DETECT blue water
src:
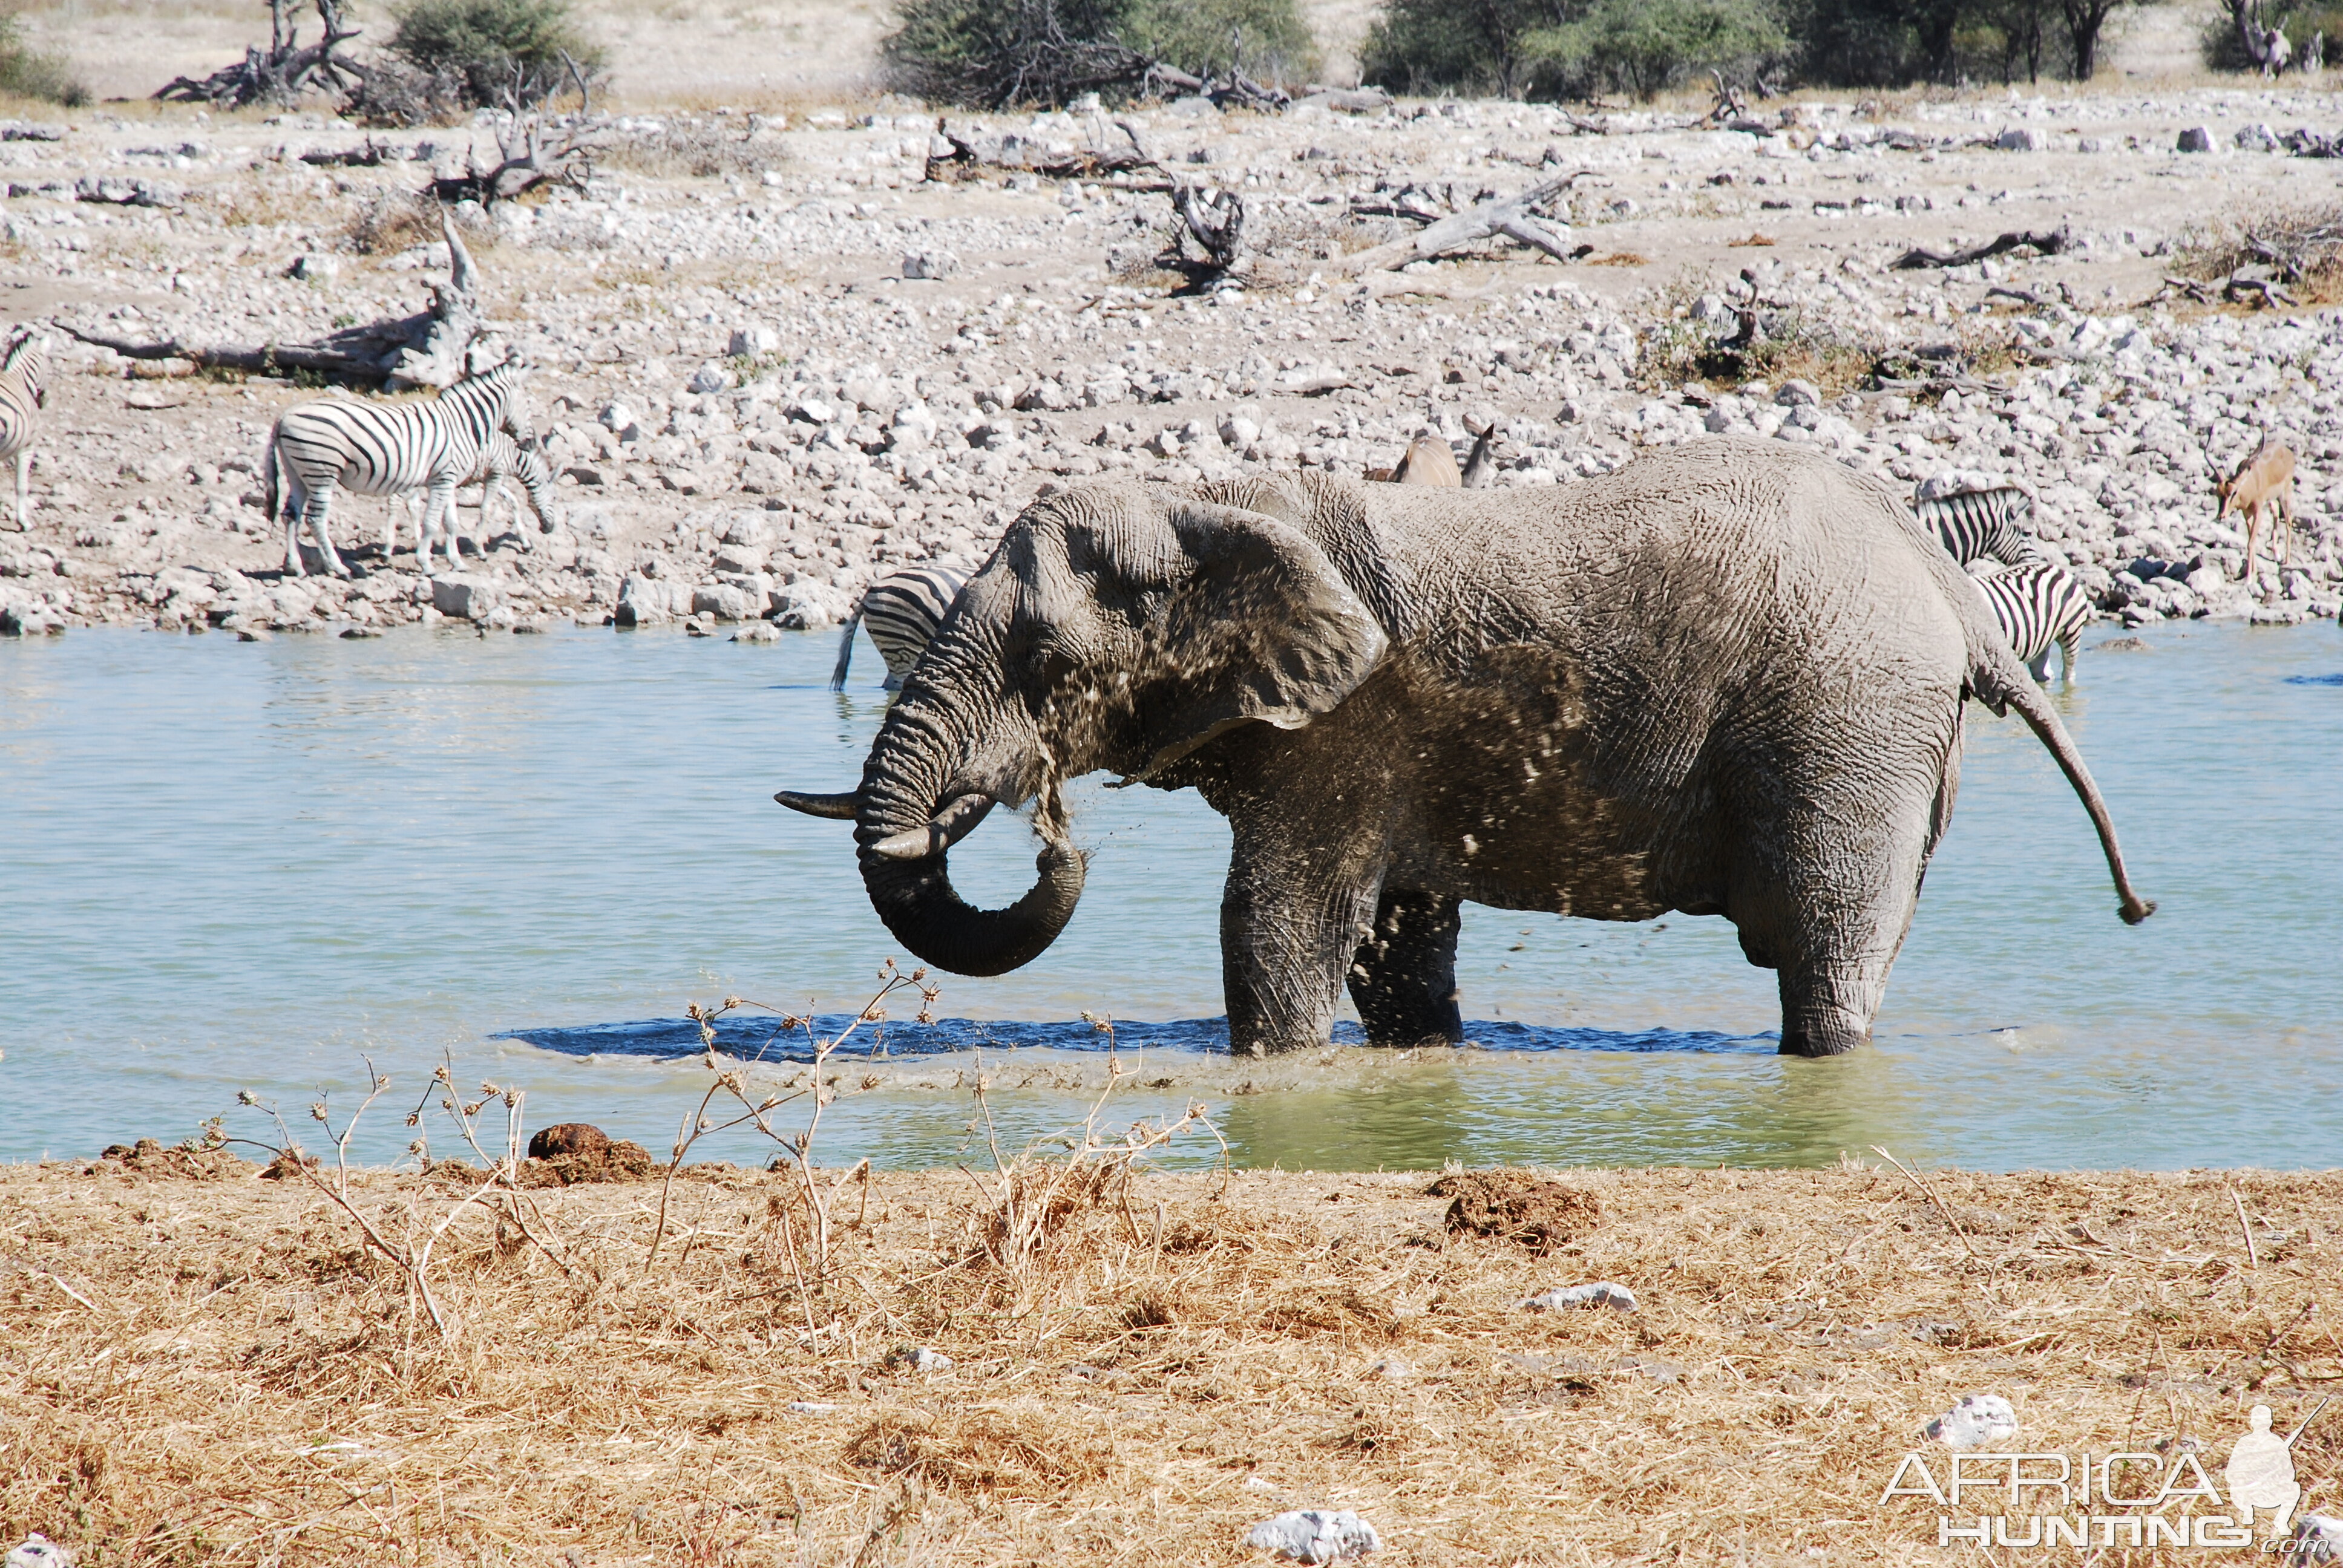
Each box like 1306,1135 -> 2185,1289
2,619 -> 2338,1171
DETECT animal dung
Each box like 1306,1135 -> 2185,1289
1926,1393 -> 2019,1449
1520,1281 -> 1638,1313
1244,1509 -> 1382,1563
4,1536 -> 73,1568
885,1344 -> 954,1374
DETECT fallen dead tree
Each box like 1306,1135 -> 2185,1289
1893,226 -> 2071,270
59,211 -> 494,390
1340,174 -> 1586,273
425,110 -> 595,207
154,0 -> 363,108
923,117 -> 1162,186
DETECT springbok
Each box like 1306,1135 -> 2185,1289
2217,440 -> 2297,583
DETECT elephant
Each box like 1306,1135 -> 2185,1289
778,440 -> 2154,1058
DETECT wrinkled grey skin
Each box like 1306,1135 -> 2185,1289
788,440 -> 2152,1058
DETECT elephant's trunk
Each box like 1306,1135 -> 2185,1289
856,705 -> 1086,978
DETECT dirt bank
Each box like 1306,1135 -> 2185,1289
4,80 -> 2343,641
4,1155 -> 2339,1563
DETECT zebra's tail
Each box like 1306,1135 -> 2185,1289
1966,622 -> 2154,926
829,605 -> 865,691
263,433 -> 281,526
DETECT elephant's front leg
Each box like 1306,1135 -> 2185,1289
1348,887 -> 1463,1047
1220,827 -> 1381,1057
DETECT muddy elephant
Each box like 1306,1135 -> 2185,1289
779,440 -> 2153,1057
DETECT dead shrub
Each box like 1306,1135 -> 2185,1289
1429,1168 -> 1601,1253
2176,199 -> 2343,306
843,1408 -> 1109,1495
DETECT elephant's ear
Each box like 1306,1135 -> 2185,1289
1129,502 -> 1388,781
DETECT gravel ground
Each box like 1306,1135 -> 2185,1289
3,83 -> 2342,639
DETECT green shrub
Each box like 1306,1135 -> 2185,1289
0,12 -> 88,105
1529,0 -> 1789,97
883,0 -> 1317,106
389,0 -> 604,109
1358,0 -> 1570,97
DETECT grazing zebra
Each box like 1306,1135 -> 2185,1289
400,432 -> 557,570
830,563 -> 969,691
265,360 -> 536,578
0,333 -> 50,532
1974,560 -> 2091,684
1915,483 -> 2034,566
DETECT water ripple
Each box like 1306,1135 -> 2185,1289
495,1014 -> 1777,1060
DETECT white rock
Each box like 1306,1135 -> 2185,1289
732,621 -> 782,643
2177,126 -> 2215,154
2233,122 -> 2279,152
287,253 -> 339,281
1995,127 -> 2047,152
429,573 -> 501,621
1245,1509 -> 1381,1563
688,362 -> 735,394
903,250 -> 960,280
1927,1393 -> 2018,1449
888,1344 -> 955,1373
728,324 -> 779,356
5,1534 -> 73,1568
598,402 -> 638,439
2289,1514 -> 2343,1564
1521,1281 -> 1638,1312
692,583 -> 752,621
1774,379 -> 1821,408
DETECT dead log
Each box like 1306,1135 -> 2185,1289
425,110 -> 594,208
1339,174 -> 1579,272
1892,226 -> 2071,270
154,0 -> 362,107
57,211 -> 491,390
300,137 -> 405,168
1170,184 -> 1248,274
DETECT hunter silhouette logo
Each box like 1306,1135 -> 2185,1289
1881,1398 -> 2332,1549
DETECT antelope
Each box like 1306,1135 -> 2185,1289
2217,440 -> 2297,583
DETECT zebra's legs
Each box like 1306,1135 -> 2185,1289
2057,629 -> 2080,684
418,479 -> 460,573
12,450 -> 25,531
283,472 -> 325,576
1346,886 -> 1464,1047
300,482 -> 352,578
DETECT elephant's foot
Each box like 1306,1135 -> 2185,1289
1348,887 -> 1463,1048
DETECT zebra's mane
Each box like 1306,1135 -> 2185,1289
2,334 -> 43,377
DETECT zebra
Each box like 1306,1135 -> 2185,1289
1974,559 -> 2092,684
264,359 -> 536,579
401,432 -> 557,570
830,563 -> 970,691
1915,483 -> 2034,566
0,332 -> 50,532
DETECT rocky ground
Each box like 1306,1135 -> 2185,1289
4,80 -> 2343,641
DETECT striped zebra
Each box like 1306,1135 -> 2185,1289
265,360 -> 536,578
1915,483 -> 2034,566
1974,560 -> 2091,684
830,563 -> 969,691
0,333 -> 50,532
400,432 -> 557,570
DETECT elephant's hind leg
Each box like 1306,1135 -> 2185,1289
1348,887 -> 1463,1047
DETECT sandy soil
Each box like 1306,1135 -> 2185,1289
4,1146 -> 2340,1565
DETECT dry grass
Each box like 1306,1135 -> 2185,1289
598,118 -> 785,181
2175,199 -> 2343,309
5,1149 -> 2342,1565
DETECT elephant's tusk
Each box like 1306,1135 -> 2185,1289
868,793 -> 997,860
774,789 -> 862,819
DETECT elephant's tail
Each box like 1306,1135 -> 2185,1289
829,604 -> 864,691
1968,626 -> 2156,926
